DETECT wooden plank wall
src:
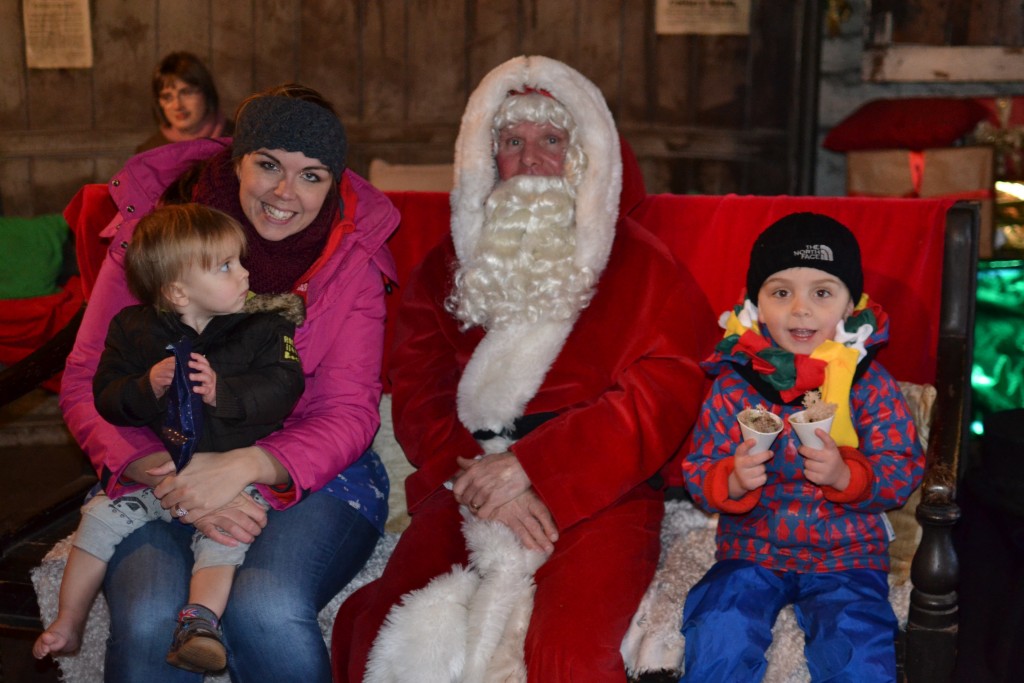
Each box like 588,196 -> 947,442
0,0 -> 811,216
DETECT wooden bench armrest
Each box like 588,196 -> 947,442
905,202 -> 978,683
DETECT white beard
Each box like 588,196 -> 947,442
447,175 -> 595,332
451,175 -> 596,435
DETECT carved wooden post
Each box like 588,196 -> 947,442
905,480 -> 960,683
903,203 -> 978,682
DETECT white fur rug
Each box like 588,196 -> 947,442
32,394 -> 911,682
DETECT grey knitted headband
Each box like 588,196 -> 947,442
232,96 -> 347,178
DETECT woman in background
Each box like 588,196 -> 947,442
136,51 -> 232,153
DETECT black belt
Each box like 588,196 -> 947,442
472,411 -> 559,442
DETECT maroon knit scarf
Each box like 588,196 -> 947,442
192,148 -> 339,294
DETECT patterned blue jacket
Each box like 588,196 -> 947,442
682,304 -> 924,573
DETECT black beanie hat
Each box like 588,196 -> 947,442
232,96 -> 347,178
746,212 -> 863,304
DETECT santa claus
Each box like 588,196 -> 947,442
333,54 -> 710,682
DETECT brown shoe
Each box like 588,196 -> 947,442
165,604 -> 227,673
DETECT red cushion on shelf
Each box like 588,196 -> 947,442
971,96 -> 1024,127
823,97 -> 994,153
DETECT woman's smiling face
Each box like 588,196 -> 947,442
236,148 -> 333,241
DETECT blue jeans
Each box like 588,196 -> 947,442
681,559 -> 897,683
102,489 -> 380,683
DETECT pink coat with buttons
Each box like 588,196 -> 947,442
60,138 -> 399,508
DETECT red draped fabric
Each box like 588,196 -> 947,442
379,193 -> 953,388
64,183 -> 119,301
0,278 -> 83,365
630,195 -> 953,385
380,191 -> 452,390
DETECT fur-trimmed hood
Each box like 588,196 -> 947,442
450,55 -> 621,280
243,291 -> 306,326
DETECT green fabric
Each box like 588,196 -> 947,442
0,214 -> 70,299
972,260 -> 1024,426
759,346 -> 797,391
845,306 -> 877,333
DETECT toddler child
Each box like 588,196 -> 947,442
681,212 -> 924,682
33,203 -> 305,673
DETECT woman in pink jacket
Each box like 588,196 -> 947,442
60,84 -> 399,682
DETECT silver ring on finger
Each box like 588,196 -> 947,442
173,504 -> 188,518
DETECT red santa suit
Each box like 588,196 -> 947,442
332,55 -> 709,682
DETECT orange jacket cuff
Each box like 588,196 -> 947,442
822,446 -> 874,504
705,457 -> 761,514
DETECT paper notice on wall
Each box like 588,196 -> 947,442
656,0 -> 751,35
23,0 -> 93,69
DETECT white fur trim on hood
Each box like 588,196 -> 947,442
451,55 -> 621,276
451,55 -> 622,435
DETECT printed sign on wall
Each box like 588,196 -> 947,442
656,0 -> 751,36
23,0 -> 93,68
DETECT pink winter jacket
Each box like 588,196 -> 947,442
60,138 -> 399,509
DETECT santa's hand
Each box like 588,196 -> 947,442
482,489 -> 558,553
453,452 -> 531,516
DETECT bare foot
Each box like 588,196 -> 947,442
32,619 -> 82,659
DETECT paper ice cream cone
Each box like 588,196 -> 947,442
737,409 -> 783,454
789,411 -> 834,449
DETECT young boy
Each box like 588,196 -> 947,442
32,203 -> 305,673
680,212 -> 925,682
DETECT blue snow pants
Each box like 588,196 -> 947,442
680,559 -> 897,682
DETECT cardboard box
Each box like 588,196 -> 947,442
847,146 -> 995,258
